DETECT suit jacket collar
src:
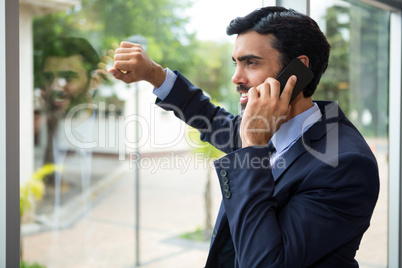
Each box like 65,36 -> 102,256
272,101 -> 344,181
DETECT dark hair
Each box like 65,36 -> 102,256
227,6 -> 330,97
41,37 -> 100,77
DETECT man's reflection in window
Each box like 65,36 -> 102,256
39,37 -> 104,227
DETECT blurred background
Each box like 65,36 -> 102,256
18,0 -> 390,267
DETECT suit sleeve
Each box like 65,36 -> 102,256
214,146 -> 379,267
156,71 -> 241,154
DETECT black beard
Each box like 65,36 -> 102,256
46,89 -> 91,118
237,84 -> 251,116
236,84 -> 251,93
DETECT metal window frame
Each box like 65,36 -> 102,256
388,9 -> 402,268
0,0 -> 5,264
0,0 -> 400,267
0,0 -> 20,266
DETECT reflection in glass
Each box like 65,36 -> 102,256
22,0 -> 221,267
25,36 -> 133,267
311,1 -> 389,267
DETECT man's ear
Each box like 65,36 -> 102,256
297,55 -> 310,67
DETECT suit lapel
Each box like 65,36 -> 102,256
272,101 -> 344,182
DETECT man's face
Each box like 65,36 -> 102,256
231,32 -> 282,112
43,55 -> 90,114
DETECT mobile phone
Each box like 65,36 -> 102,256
275,58 -> 314,104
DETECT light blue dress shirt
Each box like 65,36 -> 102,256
153,68 -> 178,100
269,103 -> 321,168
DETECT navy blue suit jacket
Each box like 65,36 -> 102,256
157,71 -> 380,268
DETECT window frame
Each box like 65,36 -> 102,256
0,0 -> 400,267
388,9 -> 402,268
0,0 -> 20,266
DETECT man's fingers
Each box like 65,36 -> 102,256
248,87 -> 259,103
281,75 -> 297,102
120,41 -> 139,48
115,47 -> 141,54
263,77 -> 280,99
108,68 -> 126,79
257,82 -> 269,99
114,60 -> 137,73
114,53 -> 134,61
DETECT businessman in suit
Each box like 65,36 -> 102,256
39,37 -> 104,182
109,6 -> 379,268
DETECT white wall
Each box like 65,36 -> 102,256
19,4 -> 34,184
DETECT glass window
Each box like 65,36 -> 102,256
311,1 -> 390,267
20,1 -> 262,267
19,0 -> 391,267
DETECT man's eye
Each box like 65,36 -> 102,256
43,73 -> 54,82
247,60 -> 257,66
62,74 -> 78,82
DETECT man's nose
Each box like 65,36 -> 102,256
231,68 -> 247,85
51,77 -> 67,91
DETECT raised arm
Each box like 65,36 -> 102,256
108,42 -> 242,153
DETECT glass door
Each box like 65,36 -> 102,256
19,0 -> 261,267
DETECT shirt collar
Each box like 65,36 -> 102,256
270,102 -> 322,156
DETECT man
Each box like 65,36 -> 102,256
39,37 -> 103,176
36,37 -> 105,237
29,37 -> 126,266
41,37 -> 102,118
109,6 -> 379,267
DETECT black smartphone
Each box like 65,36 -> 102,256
275,58 -> 314,104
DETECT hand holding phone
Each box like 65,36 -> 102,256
275,58 -> 314,103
